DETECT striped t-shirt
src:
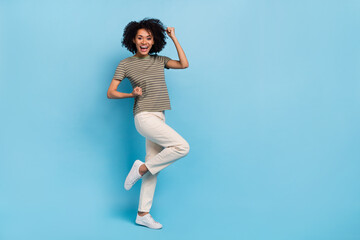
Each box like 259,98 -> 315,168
113,54 -> 172,116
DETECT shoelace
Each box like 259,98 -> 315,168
147,215 -> 159,224
127,165 -> 142,185
130,172 -> 142,184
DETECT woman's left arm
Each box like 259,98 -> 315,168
165,27 -> 189,69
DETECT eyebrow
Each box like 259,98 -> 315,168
138,35 -> 152,37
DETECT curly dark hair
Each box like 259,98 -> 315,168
121,18 -> 168,54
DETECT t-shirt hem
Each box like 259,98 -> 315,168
133,108 -> 171,117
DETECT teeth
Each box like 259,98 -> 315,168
140,46 -> 148,49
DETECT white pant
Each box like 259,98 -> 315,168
134,111 -> 190,212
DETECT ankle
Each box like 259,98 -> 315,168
138,211 -> 149,216
139,164 -> 148,176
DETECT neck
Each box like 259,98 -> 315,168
134,53 -> 150,58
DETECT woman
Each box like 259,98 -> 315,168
107,18 -> 190,229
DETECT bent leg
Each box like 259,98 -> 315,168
134,111 -> 190,175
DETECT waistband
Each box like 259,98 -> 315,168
135,110 -> 165,118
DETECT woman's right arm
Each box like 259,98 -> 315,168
107,79 -> 142,99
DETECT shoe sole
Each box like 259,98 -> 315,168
135,221 -> 162,229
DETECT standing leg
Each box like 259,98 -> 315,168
138,139 -> 163,212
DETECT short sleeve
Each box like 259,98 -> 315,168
158,55 -> 172,69
113,60 -> 126,81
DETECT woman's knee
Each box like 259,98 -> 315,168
174,140 -> 190,156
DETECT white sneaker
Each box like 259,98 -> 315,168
135,213 -> 163,229
124,160 -> 143,190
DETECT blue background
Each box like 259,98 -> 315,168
1,0 -> 359,239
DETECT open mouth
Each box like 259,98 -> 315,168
140,46 -> 149,52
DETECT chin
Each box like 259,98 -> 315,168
139,51 -> 150,55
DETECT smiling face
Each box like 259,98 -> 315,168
133,28 -> 154,57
